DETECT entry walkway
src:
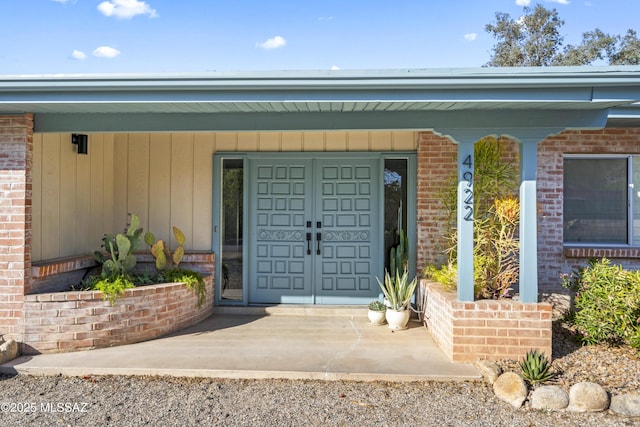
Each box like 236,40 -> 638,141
1,307 -> 480,382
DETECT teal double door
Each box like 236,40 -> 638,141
248,155 -> 382,304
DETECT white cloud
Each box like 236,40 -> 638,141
464,33 -> 477,41
331,65 -> 340,70
515,0 -> 531,5
93,46 -> 121,58
547,0 -> 570,4
71,50 -> 87,60
257,36 -> 287,50
97,0 -> 158,19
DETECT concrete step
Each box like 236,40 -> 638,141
213,305 -> 368,317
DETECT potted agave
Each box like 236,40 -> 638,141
376,268 -> 418,330
367,300 -> 386,325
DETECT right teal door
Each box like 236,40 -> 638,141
248,155 -> 381,305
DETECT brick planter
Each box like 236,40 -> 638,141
418,279 -> 552,363
22,276 -> 214,354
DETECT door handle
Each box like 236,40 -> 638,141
306,232 -> 312,255
316,232 -> 322,255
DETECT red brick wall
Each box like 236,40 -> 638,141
416,132 -> 519,272
417,128 -> 640,294
538,128 -> 640,291
23,276 -> 214,354
419,280 -> 552,363
416,132 -> 458,267
0,114 -> 33,342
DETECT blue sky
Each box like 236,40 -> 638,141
2,0 -> 639,74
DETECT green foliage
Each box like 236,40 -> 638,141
91,215 -> 207,308
89,274 -> 135,306
94,213 -> 144,278
390,229 -> 408,277
473,197 -> 520,299
562,258 -> 640,347
432,137 -> 520,299
519,349 -> 555,385
144,226 -> 186,271
376,268 -> 417,311
423,263 -> 457,292
485,4 -> 640,66
368,300 -> 386,311
162,268 -> 206,308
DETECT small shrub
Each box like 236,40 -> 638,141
519,349 -> 554,385
368,300 -> 386,311
423,262 -> 457,292
89,274 -> 135,306
562,258 -> 640,347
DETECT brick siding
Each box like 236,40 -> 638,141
416,128 -> 640,294
538,128 -> 640,291
0,114 -> 33,342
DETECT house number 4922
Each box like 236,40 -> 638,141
462,154 -> 473,221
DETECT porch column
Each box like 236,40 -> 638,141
457,141 -> 475,302
0,113 -> 33,343
519,140 -> 539,303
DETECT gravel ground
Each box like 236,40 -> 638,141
0,319 -> 638,427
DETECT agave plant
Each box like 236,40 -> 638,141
376,268 -> 417,311
519,349 -> 555,385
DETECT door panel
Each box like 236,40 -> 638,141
314,159 -> 379,304
249,159 -> 313,303
248,156 -> 381,304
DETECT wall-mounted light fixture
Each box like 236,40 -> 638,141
71,133 -> 88,155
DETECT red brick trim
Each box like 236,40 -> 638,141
563,247 -> 640,259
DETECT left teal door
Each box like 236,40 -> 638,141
248,156 -> 381,304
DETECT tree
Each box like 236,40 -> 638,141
485,4 -> 640,66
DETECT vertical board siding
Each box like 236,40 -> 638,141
192,133 -> 216,249
170,133 -> 195,248
32,131 -> 416,261
148,133 -> 172,244
40,134 -> 61,259
32,135 -> 42,261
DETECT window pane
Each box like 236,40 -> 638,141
633,157 -> 640,244
384,159 -> 408,271
221,159 -> 243,301
563,158 -> 627,244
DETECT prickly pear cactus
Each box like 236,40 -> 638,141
151,240 -> 167,270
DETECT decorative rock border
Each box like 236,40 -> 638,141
477,361 -> 640,418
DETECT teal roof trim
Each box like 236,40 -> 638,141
1,66 -> 639,132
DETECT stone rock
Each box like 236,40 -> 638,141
493,372 -> 528,409
0,339 -> 19,364
474,360 -> 502,385
567,382 -> 609,412
610,393 -> 640,417
530,385 -> 569,410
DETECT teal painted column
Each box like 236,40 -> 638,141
457,141 -> 475,302
519,141 -> 539,303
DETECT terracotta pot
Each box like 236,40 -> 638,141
385,308 -> 410,330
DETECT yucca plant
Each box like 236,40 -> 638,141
376,268 -> 417,311
519,349 -> 554,385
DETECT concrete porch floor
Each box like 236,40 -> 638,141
1,306 -> 480,382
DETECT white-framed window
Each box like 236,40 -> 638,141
563,155 -> 640,245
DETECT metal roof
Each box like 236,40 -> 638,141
1,66 -> 640,132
